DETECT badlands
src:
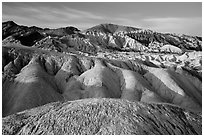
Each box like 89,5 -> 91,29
2,21 -> 202,135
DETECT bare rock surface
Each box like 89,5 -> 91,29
2,98 -> 201,135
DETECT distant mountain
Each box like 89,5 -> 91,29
84,23 -> 141,34
2,21 -> 80,46
2,21 -> 202,53
84,23 -> 202,52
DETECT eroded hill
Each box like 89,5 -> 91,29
2,21 -> 202,135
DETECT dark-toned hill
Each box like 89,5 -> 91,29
2,21 -> 80,47
84,23 -> 141,34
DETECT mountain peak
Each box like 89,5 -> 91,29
3,21 -> 17,26
84,23 -> 141,34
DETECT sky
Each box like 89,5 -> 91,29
2,2 -> 202,36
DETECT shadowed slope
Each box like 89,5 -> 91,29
2,56 -> 63,117
107,63 -> 164,103
144,68 -> 201,112
63,59 -> 121,100
2,46 -> 202,115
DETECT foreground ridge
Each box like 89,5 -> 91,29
2,98 -> 202,135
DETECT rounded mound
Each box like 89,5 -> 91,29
160,44 -> 183,54
2,98 -> 201,135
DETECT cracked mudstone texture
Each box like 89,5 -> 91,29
2,98 -> 202,135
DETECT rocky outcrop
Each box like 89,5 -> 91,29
2,98 -> 202,135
